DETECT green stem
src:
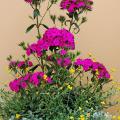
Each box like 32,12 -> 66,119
73,71 -> 81,81
41,57 -> 44,72
69,17 -> 73,31
39,2 -> 53,26
35,3 -> 41,39
33,53 -> 41,65
36,16 -> 41,38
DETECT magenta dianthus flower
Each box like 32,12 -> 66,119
24,0 -> 32,3
74,58 -> 110,79
60,0 -> 93,13
43,28 -> 75,50
17,61 -> 33,68
57,57 -> 71,67
74,58 -> 83,66
30,72 -> 41,86
92,62 -> 110,79
26,28 -> 75,57
82,58 -> 93,71
17,61 -> 25,68
9,79 -> 20,92
9,61 -> 17,68
59,49 -> 67,56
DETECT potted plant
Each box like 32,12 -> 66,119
0,0 -> 118,119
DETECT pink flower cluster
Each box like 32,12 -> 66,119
60,0 -> 93,13
9,72 -> 52,92
9,61 -> 33,69
59,49 -> 67,56
24,0 -> 32,3
57,57 -> 71,67
17,61 -> 33,68
74,58 -> 110,79
26,28 -> 75,57
9,61 -> 17,68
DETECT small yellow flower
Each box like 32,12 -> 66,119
92,58 -> 96,62
69,68 -> 75,74
43,74 -> 48,80
88,52 -> 92,57
112,81 -> 117,85
116,87 -> 120,91
79,115 -> 85,120
110,68 -> 116,73
95,70 -> 99,75
112,115 -> 116,119
118,116 -> 120,120
101,101 -> 106,105
15,114 -> 21,119
25,68 -> 29,72
67,85 -> 73,90
69,116 -> 74,120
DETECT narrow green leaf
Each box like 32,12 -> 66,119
28,16 -> 34,21
29,64 -> 39,72
26,24 -> 36,33
50,15 -> 56,24
41,24 -> 49,29
74,12 -> 79,21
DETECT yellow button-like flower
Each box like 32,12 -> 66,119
43,74 -> 48,80
79,115 -> 85,120
101,101 -> 106,105
16,114 -> 21,119
67,85 -> 73,90
112,115 -> 116,119
95,70 -> 99,75
112,81 -> 119,85
118,116 -> 120,120
25,68 -> 29,72
69,68 -> 75,74
88,52 -> 92,57
116,87 -> 120,91
110,68 -> 116,73
92,58 -> 96,62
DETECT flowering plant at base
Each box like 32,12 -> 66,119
0,0 -> 119,120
